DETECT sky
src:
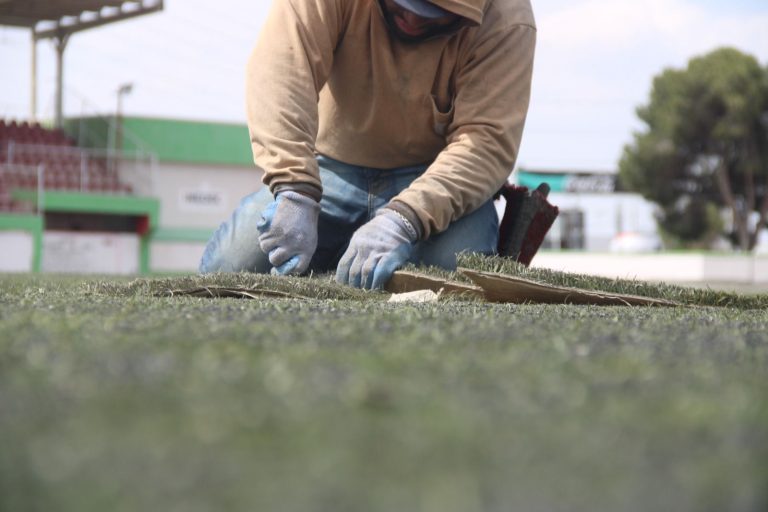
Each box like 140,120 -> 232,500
1,0 -> 767,171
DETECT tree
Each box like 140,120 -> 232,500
619,48 -> 768,251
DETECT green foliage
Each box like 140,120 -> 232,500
657,200 -> 725,249
620,47 -> 768,250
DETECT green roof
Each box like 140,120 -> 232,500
65,116 -> 254,167
515,170 -> 569,192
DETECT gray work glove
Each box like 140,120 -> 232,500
335,208 -> 418,290
257,191 -> 320,275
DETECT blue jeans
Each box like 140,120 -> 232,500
199,155 -> 498,274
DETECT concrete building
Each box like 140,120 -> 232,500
0,116 -> 263,274
513,167 -> 659,252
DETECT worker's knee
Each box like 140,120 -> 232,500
199,188 -> 274,274
413,199 -> 498,270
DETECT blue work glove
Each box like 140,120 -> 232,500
257,191 -> 321,275
335,208 -> 419,290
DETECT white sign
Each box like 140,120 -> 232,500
565,175 -> 616,193
178,183 -> 227,213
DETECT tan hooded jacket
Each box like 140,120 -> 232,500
246,0 -> 536,238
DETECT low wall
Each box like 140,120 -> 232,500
147,228 -> 214,274
0,230 -> 35,272
532,252 -> 768,284
150,241 -> 207,273
42,231 -> 140,274
0,214 -> 43,273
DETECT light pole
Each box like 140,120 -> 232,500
114,83 -> 133,174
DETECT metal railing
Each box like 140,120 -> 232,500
2,140 -> 156,197
0,163 -> 45,214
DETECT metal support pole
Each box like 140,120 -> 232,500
116,93 -> 123,174
148,152 -> 158,197
107,115 -> 115,173
115,83 -> 133,175
54,33 -> 69,129
31,31 -> 37,122
37,164 -> 45,214
80,151 -> 88,192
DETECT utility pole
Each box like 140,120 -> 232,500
30,31 -> 37,122
115,83 -> 133,173
53,33 -> 69,129
29,1 -> 163,129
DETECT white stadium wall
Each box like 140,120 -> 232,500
0,231 -> 35,272
152,162 -> 264,229
150,241 -> 207,273
42,231 -> 140,274
146,162 -> 264,273
533,252 -> 768,285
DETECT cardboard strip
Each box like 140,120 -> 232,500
458,268 -> 680,307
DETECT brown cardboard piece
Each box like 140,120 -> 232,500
458,269 -> 680,306
157,271 -> 680,307
387,269 -> 680,307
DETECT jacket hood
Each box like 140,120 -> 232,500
430,0 -> 488,25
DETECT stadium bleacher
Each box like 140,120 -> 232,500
0,119 -> 132,212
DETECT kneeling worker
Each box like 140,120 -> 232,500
200,0 -> 536,289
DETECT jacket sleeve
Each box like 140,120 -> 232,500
391,23 -> 536,238
246,0 -> 346,200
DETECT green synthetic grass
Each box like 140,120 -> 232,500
85,271 -> 378,301
414,254 -> 768,309
85,254 -> 768,308
1,273 -> 767,512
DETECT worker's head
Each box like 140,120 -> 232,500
380,0 -> 461,42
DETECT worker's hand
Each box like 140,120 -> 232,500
335,208 -> 418,289
257,191 -> 320,275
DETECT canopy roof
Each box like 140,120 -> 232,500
0,0 -> 164,126
0,0 -> 163,38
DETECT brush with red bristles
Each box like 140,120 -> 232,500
496,183 -> 559,266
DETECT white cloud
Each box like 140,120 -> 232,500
2,0 -> 766,170
538,0 -> 768,62
520,0 -> 768,169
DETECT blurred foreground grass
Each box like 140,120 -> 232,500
1,273 -> 767,512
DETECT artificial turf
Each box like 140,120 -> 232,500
1,272 -> 767,512
418,254 -> 768,309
